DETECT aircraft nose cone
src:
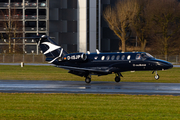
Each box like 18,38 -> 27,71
161,61 -> 173,70
168,62 -> 173,69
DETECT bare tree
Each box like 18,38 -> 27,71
146,0 -> 180,58
131,0 -> 149,52
103,0 -> 139,52
0,8 -> 23,54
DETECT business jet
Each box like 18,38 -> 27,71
27,35 -> 174,83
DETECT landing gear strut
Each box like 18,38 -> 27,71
114,72 -> 123,83
85,75 -> 91,84
152,71 -> 160,80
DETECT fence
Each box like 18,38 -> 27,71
0,54 -> 46,63
0,54 -> 179,64
154,55 -> 179,64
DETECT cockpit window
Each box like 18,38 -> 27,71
136,54 -> 141,60
146,53 -> 154,58
141,53 -> 154,59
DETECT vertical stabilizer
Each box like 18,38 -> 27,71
37,35 -> 68,63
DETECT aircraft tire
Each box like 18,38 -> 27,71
85,77 -> 91,84
115,76 -> 120,83
154,74 -> 160,80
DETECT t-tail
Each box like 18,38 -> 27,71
36,35 -> 68,63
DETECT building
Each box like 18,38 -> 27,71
0,0 -> 119,54
0,0 -> 48,54
49,0 -> 119,53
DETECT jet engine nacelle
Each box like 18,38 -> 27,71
63,53 -> 87,62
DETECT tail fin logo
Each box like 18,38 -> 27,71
42,42 -> 61,54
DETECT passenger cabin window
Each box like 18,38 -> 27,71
116,55 -> 120,60
94,56 -> 98,60
127,55 -> 131,60
101,56 -> 105,60
111,55 -> 115,60
136,54 -> 141,60
106,56 -> 110,60
121,55 -> 125,60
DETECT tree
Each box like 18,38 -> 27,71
103,0 -> 139,52
0,8 -> 23,54
131,0 -> 149,52
146,0 -> 180,58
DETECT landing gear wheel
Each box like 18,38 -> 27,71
115,76 -> 121,83
85,77 -> 91,84
154,74 -> 160,80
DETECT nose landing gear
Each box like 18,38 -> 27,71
114,72 -> 123,83
152,71 -> 160,80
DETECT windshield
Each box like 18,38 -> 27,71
141,53 -> 154,59
136,53 -> 154,60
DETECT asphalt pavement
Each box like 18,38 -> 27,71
0,80 -> 180,95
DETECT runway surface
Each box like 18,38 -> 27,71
0,80 -> 180,95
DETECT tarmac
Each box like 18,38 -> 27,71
0,80 -> 180,95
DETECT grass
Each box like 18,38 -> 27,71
0,93 -> 180,120
0,65 -> 179,83
0,65 -> 180,119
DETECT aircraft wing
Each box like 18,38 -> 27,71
56,65 -> 112,74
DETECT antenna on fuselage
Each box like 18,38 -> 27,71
96,49 -> 100,54
87,51 -> 90,54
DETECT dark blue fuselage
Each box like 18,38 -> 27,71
34,35 -> 173,83
54,52 -> 173,75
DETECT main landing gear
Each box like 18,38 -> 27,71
114,72 -> 123,83
85,75 -> 91,84
152,71 -> 160,80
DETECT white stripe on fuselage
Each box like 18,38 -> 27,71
42,42 -> 61,54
